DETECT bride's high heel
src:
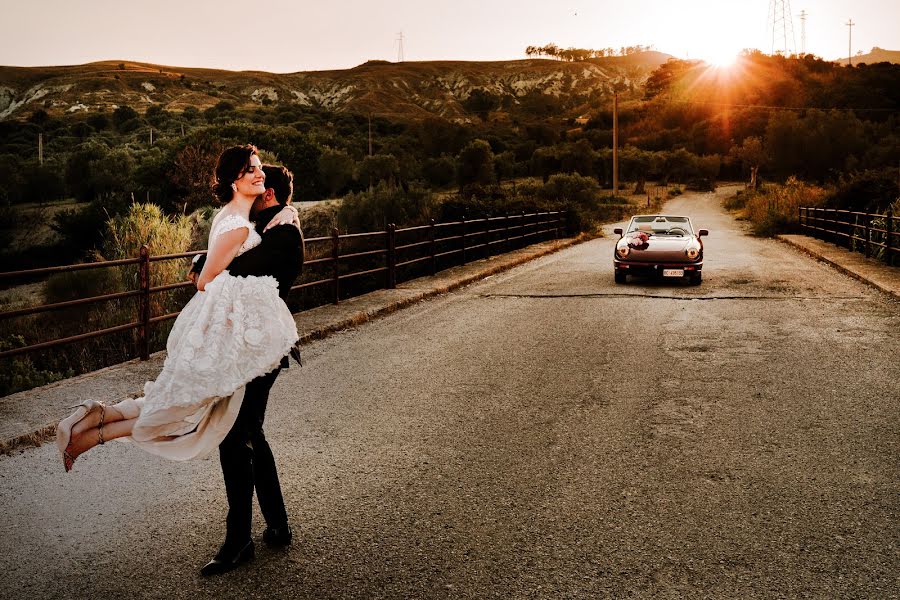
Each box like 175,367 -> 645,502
56,400 -> 105,472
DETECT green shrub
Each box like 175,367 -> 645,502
97,202 -> 195,316
826,169 -> 899,213
338,183 -> 434,232
744,177 -> 828,236
724,190 -> 748,210
299,203 -> 338,238
0,336 -> 72,397
44,267 -> 124,304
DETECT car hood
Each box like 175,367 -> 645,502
620,236 -> 699,262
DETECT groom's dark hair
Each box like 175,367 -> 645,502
261,165 -> 294,205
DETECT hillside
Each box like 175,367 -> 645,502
0,53 -> 672,122
833,47 -> 900,66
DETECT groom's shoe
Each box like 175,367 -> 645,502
262,524 -> 292,548
200,540 -> 255,576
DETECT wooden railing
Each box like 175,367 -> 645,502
0,211 -> 566,363
798,207 -> 896,266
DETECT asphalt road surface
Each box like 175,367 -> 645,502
2,188 -> 898,599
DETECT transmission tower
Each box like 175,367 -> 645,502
396,31 -> 405,63
798,9 -> 807,54
768,0 -> 797,55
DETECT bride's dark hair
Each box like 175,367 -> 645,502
213,144 -> 259,204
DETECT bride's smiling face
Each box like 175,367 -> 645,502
234,155 -> 266,198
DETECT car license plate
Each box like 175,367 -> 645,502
662,269 -> 684,277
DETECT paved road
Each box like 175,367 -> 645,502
2,188 -> 898,598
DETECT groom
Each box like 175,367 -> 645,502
190,164 -> 304,576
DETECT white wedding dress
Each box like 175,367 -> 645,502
116,213 -> 299,460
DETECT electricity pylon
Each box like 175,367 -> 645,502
768,0 -> 797,55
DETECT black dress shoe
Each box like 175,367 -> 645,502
262,525 -> 292,548
200,540 -> 255,576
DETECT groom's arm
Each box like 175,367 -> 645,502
189,226 -> 303,277
227,225 -> 302,278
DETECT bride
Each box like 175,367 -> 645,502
57,144 -> 299,471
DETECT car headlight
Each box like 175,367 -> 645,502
685,246 -> 700,260
616,245 -> 630,258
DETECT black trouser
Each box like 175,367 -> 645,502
218,366 -> 289,551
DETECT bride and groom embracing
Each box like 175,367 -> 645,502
56,144 -> 305,576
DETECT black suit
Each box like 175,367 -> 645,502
195,205 -> 303,552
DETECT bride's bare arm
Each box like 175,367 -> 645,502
196,228 -> 249,291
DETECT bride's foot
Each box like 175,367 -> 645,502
56,400 -> 105,472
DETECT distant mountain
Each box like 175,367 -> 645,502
833,47 -> 900,66
0,52 -> 672,122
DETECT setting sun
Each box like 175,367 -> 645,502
705,49 -> 739,67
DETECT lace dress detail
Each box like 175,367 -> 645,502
120,212 -> 298,461
210,213 -> 262,256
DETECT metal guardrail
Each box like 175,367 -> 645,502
798,206 -> 896,266
0,211 -> 566,362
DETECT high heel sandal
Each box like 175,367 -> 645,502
56,400 -> 105,472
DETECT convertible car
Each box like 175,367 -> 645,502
613,215 -> 708,285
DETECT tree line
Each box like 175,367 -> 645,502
525,44 -> 655,62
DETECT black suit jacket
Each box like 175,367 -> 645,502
193,205 -> 304,299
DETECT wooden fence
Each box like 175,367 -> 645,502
798,207 -> 896,266
0,211 -> 566,363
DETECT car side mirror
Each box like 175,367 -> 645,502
614,228 -> 623,236
698,229 -> 709,237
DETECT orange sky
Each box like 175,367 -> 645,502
1,0 -> 897,72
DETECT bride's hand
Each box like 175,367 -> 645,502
263,205 -> 299,232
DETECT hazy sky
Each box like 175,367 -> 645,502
2,0 -> 897,72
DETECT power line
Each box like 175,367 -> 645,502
663,99 -> 897,113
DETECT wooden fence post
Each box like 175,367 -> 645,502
387,224 -> 396,289
887,208 -> 894,266
864,212 -> 871,258
331,228 -> 340,304
505,212 -> 511,251
461,215 -> 467,264
137,244 -> 150,361
429,219 -> 436,276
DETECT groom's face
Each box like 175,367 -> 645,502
250,191 -> 269,219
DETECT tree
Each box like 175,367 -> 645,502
463,89 -> 500,121
317,148 -> 355,197
112,105 -> 139,130
530,146 -> 560,183
729,136 -> 768,189
168,143 -> 220,213
421,155 -> 456,188
357,154 -> 400,188
456,139 -> 495,189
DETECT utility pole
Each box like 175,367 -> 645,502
799,9 -> 807,54
612,92 -> 619,195
396,31 -> 405,63
846,19 -> 855,66
180,123 -> 185,137
149,128 -> 154,146
38,133 -> 43,166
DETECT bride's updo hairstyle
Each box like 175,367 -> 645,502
213,144 -> 259,204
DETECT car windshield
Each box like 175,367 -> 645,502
627,216 -> 693,236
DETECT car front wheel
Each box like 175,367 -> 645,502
688,271 -> 702,286
614,270 -> 627,284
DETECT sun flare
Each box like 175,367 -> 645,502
705,50 -> 739,68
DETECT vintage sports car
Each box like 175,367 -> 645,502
613,215 -> 708,285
